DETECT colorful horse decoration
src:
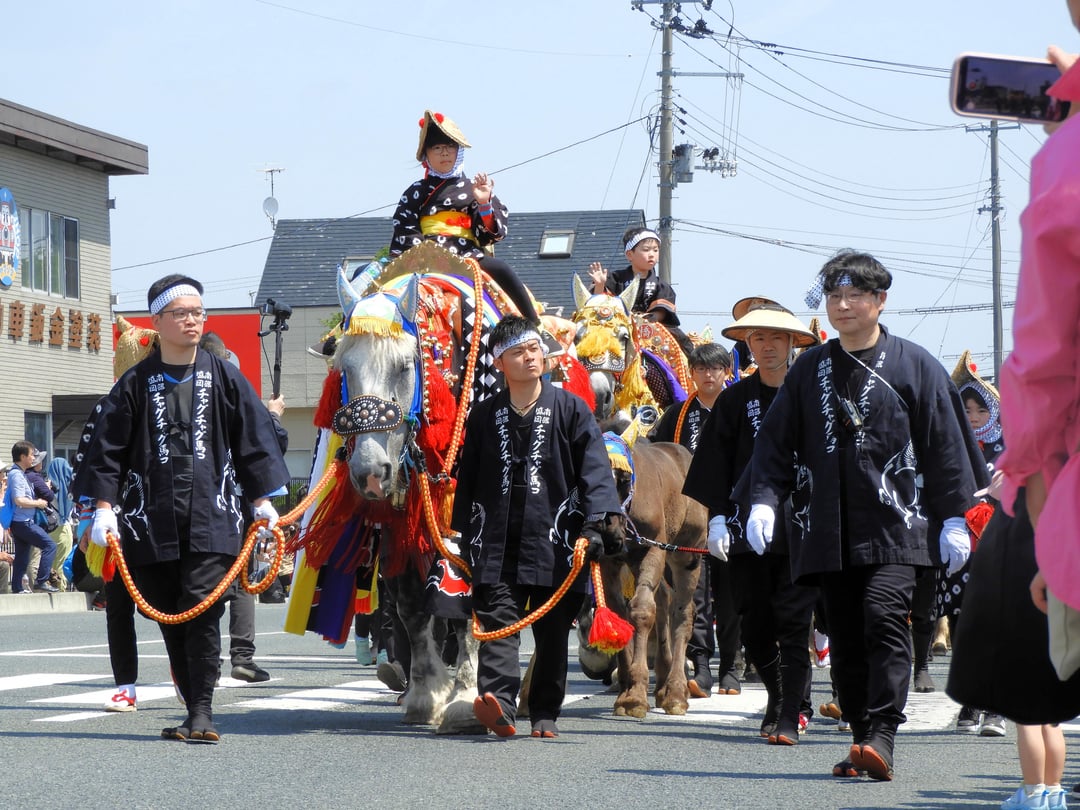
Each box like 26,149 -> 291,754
283,242 -> 594,733
571,275 -> 692,420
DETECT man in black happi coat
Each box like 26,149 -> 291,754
748,252 -> 986,781
79,274 -> 289,743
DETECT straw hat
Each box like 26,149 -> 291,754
731,295 -> 780,321
951,350 -> 1000,405
721,303 -> 819,348
645,298 -> 680,326
415,110 -> 471,162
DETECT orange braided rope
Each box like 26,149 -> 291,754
105,456 -> 347,624
417,472 -> 593,642
471,537 -> 590,642
441,259 -> 485,473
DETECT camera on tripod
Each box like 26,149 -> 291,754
261,298 -> 292,320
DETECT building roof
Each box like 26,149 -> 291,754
0,97 -> 149,176
256,209 -> 645,315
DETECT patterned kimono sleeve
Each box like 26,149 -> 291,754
390,181 -> 425,256
472,193 -> 508,247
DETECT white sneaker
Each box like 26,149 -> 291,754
104,685 -> 137,712
1000,787 -> 1049,809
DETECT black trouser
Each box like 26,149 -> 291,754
822,564 -> 917,731
381,577 -> 411,675
105,574 -> 138,686
731,552 -> 818,718
473,581 -> 581,723
710,557 -> 741,673
133,552 -> 232,722
224,554 -> 257,667
686,556 -> 714,662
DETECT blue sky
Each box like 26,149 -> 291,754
5,1 -> 1073,368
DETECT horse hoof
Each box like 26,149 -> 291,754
663,704 -> 688,716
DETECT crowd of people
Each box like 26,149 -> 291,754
5,28 -> 1080,803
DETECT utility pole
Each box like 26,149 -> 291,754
967,120 -> 1018,382
657,0 -> 675,286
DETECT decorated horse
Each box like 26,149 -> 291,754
283,242 -> 596,733
570,275 -> 692,420
583,422 -> 708,717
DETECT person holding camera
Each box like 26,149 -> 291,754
747,251 -> 987,781
451,315 -> 624,738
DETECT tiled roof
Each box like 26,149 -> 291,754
256,209 -> 645,314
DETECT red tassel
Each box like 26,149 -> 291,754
560,356 -> 597,413
101,549 -> 117,583
965,501 -> 995,554
588,605 -> 634,654
314,369 -> 342,429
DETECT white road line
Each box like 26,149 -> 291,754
0,673 -> 110,692
232,679 -> 396,710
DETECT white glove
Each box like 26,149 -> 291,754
940,516 -> 970,576
253,501 -> 280,540
707,516 -> 730,561
90,507 -> 118,548
746,504 -> 775,556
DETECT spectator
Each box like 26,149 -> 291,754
6,441 -> 59,593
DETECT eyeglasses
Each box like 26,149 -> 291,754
692,366 -> 729,376
158,307 -> 207,322
427,144 -> 458,156
825,289 -> 877,305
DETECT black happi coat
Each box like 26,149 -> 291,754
604,267 -> 676,313
750,327 -> 987,581
683,374 -> 790,555
77,349 -> 290,566
450,381 -> 621,592
390,174 -> 507,259
648,394 -> 710,453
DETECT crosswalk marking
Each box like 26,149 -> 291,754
11,669 -> 1080,733
0,673 -> 110,692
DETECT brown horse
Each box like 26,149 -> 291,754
594,430 -> 708,717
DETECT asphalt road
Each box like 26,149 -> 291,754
0,604 -> 1071,810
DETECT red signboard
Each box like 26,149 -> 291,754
117,311 -> 264,396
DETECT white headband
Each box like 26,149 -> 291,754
493,330 -> 543,359
150,284 -> 202,315
625,230 -> 661,252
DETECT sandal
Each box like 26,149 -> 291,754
161,724 -> 190,741
530,719 -> 559,739
832,758 -> 864,778
853,742 -> 894,782
473,693 -> 516,738
188,721 -> 221,744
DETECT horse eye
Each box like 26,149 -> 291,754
616,326 -> 630,340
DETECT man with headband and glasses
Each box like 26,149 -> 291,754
587,226 -> 676,314
451,315 -> 624,739
77,274 -> 290,744
746,251 -> 987,781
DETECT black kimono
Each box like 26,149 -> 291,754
450,380 -> 621,729
78,349 -> 289,566
76,347 -> 289,733
390,175 -> 507,260
750,328 -> 987,582
451,381 -> 621,592
684,372 -> 816,735
749,326 -> 987,739
604,266 -> 676,314
648,394 -> 709,453
684,374 -> 784,553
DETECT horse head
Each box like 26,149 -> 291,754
333,268 -> 422,506
571,275 -> 639,419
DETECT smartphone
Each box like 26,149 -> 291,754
950,52 -> 1070,125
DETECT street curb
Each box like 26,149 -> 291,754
0,592 -> 94,617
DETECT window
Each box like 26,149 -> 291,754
24,411 -> 51,460
538,229 -> 575,258
19,207 -> 79,298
